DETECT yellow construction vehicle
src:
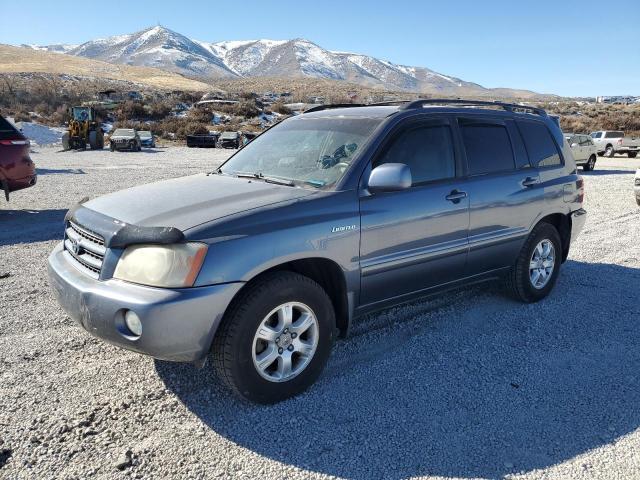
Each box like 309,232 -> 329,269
62,106 -> 104,151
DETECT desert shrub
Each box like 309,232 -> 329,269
270,101 -> 292,115
216,101 -> 261,118
147,100 -> 172,120
116,101 -> 146,121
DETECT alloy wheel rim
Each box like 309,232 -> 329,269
251,302 -> 319,382
529,239 -> 556,289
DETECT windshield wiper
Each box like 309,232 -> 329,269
233,171 -> 295,187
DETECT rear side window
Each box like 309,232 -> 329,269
591,132 -> 602,139
516,121 -> 562,168
0,115 -> 22,141
460,124 -> 515,175
605,131 -> 624,138
376,125 -> 455,185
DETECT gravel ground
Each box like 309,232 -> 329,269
1,146 -> 639,480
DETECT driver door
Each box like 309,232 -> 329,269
358,117 -> 469,306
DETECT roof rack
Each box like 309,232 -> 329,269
303,101 -> 410,114
400,99 -> 547,116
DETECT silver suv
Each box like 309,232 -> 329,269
48,99 -> 586,403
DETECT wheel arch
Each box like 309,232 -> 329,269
221,257 -> 351,338
536,213 -> 572,262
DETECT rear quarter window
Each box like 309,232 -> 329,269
605,131 -> 624,138
460,123 -> 516,175
516,121 -> 562,168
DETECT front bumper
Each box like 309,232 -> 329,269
47,242 -> 243,362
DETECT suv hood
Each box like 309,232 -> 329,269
84,173 -> 315,231
110,135 -> 135,140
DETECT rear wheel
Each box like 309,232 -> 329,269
212,272 -> 335,403
88,131 -> 98,150
506,222 -> 562,303
628,152 -> 637,158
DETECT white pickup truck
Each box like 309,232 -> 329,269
590,131 -> 640,158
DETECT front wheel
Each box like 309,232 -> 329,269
506,222 -> 562,303
212,272 -> 335,403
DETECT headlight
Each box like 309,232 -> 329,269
113,243 -> 208,288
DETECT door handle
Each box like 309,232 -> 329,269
522,176 -> 539,187
445,190 -> 467,202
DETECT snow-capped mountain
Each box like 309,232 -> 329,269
25,26 -> 535,96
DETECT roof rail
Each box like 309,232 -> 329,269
303,103 -> 365,113
400,99 -> 547,116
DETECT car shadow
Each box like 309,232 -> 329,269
581,169 -> 635,176
155,260 -> 640,479
0,209 -> 66,246
36,168 -> 85,175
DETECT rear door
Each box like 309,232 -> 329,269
456,116 -> 545,276
359,116 -> 469,306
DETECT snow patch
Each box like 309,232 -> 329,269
17,122 -> 65,146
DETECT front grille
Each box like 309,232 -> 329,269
63,221 -> 106,279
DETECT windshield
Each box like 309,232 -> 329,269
220,116 -> 382,188
139,131 -> 152,138
113,129 -> 135,136
220,132 -> 238,139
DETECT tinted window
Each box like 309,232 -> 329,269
605,131 -> 624,138
377,125 -> 455,185
461,124 -> 515,175
580,136 -> 592,146
591,132 -> 602,139
517,121 -> 562,168
0,115 -> 22,141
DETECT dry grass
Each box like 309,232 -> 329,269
0,44 -> 212,92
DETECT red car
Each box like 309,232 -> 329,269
0,114 -> 36,201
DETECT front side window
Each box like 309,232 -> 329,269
591,132 -> 602,139
516,121 -> 562,168
375,124 -> 455,185
220,116 -> 382,189
461,124 -> 515,175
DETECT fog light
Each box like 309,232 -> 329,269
124,310 -> 142,337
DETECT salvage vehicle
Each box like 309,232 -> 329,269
565,133 -> 598,171
109,129 -> 141,152
635,169 -> 640,206
216,131 -> 240,149
186,131 -> 219,148
48,99 -> 586,403
0,114 -> 36,201
138,131 -> 156,148
590,131 -> 640,158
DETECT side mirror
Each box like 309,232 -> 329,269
368,163 -> 412,193
570,143 -> 578,148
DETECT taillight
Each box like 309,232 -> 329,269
0,139 -> 30,146
576,176 -> 584,203
618,138 -> 623,145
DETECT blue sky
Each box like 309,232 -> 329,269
1,0 -> 638,97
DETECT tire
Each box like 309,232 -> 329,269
88,131 -> 98,150
605,145 -> 615,158
505,222 -> 562,303
212,271 -> 335,404
628,152 -> 637,158
583,155 -> 596,171
62,133 -> 70,151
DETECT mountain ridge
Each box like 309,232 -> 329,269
24,26 -> 548,98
